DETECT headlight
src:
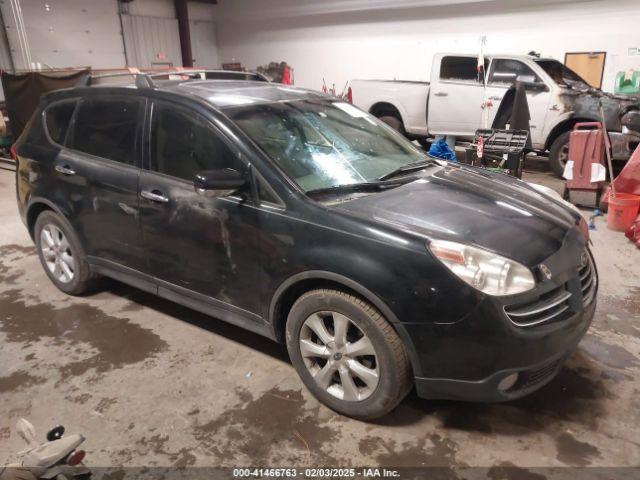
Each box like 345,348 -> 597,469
428,239 -> 535,296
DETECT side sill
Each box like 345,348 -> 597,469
88,256 -> 276,341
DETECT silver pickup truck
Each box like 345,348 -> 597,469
351,53 -> 640,176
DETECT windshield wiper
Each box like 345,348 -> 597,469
306,180 -> 403,197
378,158 -> 441,181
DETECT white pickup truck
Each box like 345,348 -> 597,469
351,53 -> 640,176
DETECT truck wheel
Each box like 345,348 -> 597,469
379,116 -> 406,136
548,131 -> 571,178
286,289 -> 412,420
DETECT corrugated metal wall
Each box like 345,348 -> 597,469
0,7 -> 14,73
0,0 -> 126,71
121,14 -> 183,68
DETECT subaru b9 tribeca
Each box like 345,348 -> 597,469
15,75 -> 596,419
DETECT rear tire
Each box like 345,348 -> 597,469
548,131 -> 571,178
34,211 -> 95,296
286,289 -> 412,420
379,116 -> 406,136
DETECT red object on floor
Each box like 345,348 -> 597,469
625,217 -> 640,248
602,142 -> 640,206
608,193 -> 640,231
566,122 -> 605,190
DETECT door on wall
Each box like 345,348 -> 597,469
189,20 -> 219,68
565,52 -> 606,89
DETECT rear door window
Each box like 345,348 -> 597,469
71,97 -> 142,165
45,100 -> 77,145
440,56 -> 487,83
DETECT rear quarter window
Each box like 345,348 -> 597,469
44,100 -> 77,145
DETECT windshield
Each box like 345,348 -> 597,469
224,99 -> 427,192
535,59 -> 591,89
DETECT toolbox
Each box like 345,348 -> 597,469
465,129 -> 529,178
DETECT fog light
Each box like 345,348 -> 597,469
498,373 -> 519,392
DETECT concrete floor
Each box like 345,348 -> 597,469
1,165 -> 639,473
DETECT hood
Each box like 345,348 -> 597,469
333,165 -> 581,267
559,88 -> 640,131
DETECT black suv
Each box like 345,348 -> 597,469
15,72 -> 597,419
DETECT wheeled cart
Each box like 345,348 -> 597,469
564,122 -> 606,208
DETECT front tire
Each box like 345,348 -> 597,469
34,210 -> 95,295
286,289 -> 412,420
548,131 -> 571,178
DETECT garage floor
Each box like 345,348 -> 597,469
1,165 -> 639,472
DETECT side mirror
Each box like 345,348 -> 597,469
516,75 -> 548,92
194,168 -> 247,198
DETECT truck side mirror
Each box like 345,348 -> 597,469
516,75 -> 549,92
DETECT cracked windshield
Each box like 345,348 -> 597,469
226,99 -> 426,191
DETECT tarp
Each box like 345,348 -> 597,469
428,139 -> 457,162
1,69 -> 89,139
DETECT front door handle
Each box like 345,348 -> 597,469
434,91 -> 448,97
140,190 -> 169,203
55,165 -> 76,176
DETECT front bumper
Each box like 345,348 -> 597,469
610,130 -> 640,161
398,230 -> 597,402
413,299 -> 594,402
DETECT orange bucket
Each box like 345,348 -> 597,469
607,193 -> 640,231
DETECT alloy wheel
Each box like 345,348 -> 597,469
299,311 -> 379,402
558,143 -> 569,170
40,224 -> 75,284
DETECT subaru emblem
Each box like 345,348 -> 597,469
540,264 -> 553,280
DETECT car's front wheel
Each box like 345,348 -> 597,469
286,289 -> 412,420
34,210 -> 95,295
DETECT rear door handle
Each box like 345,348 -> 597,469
489,96 -> 502,101
434,92 -> 448,97
140,190 -> 169,203
55,165 -> 76,176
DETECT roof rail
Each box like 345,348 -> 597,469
73,69 -> 269,89
73,71 -> 156,89
146,69 -> 269,82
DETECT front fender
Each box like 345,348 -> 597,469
268,268 -> 425,377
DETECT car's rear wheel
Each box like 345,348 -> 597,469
286,289 -> 412,420
378,115 -> 405,136
34,211 -> 95,295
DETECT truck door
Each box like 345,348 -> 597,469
484,58 -> 551,148
428,55 -> 487,137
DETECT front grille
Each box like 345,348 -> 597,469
580,254 -> 596,306
515,359 -> 562,390
504,285 -> 572,327
504,249 -> 596,328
